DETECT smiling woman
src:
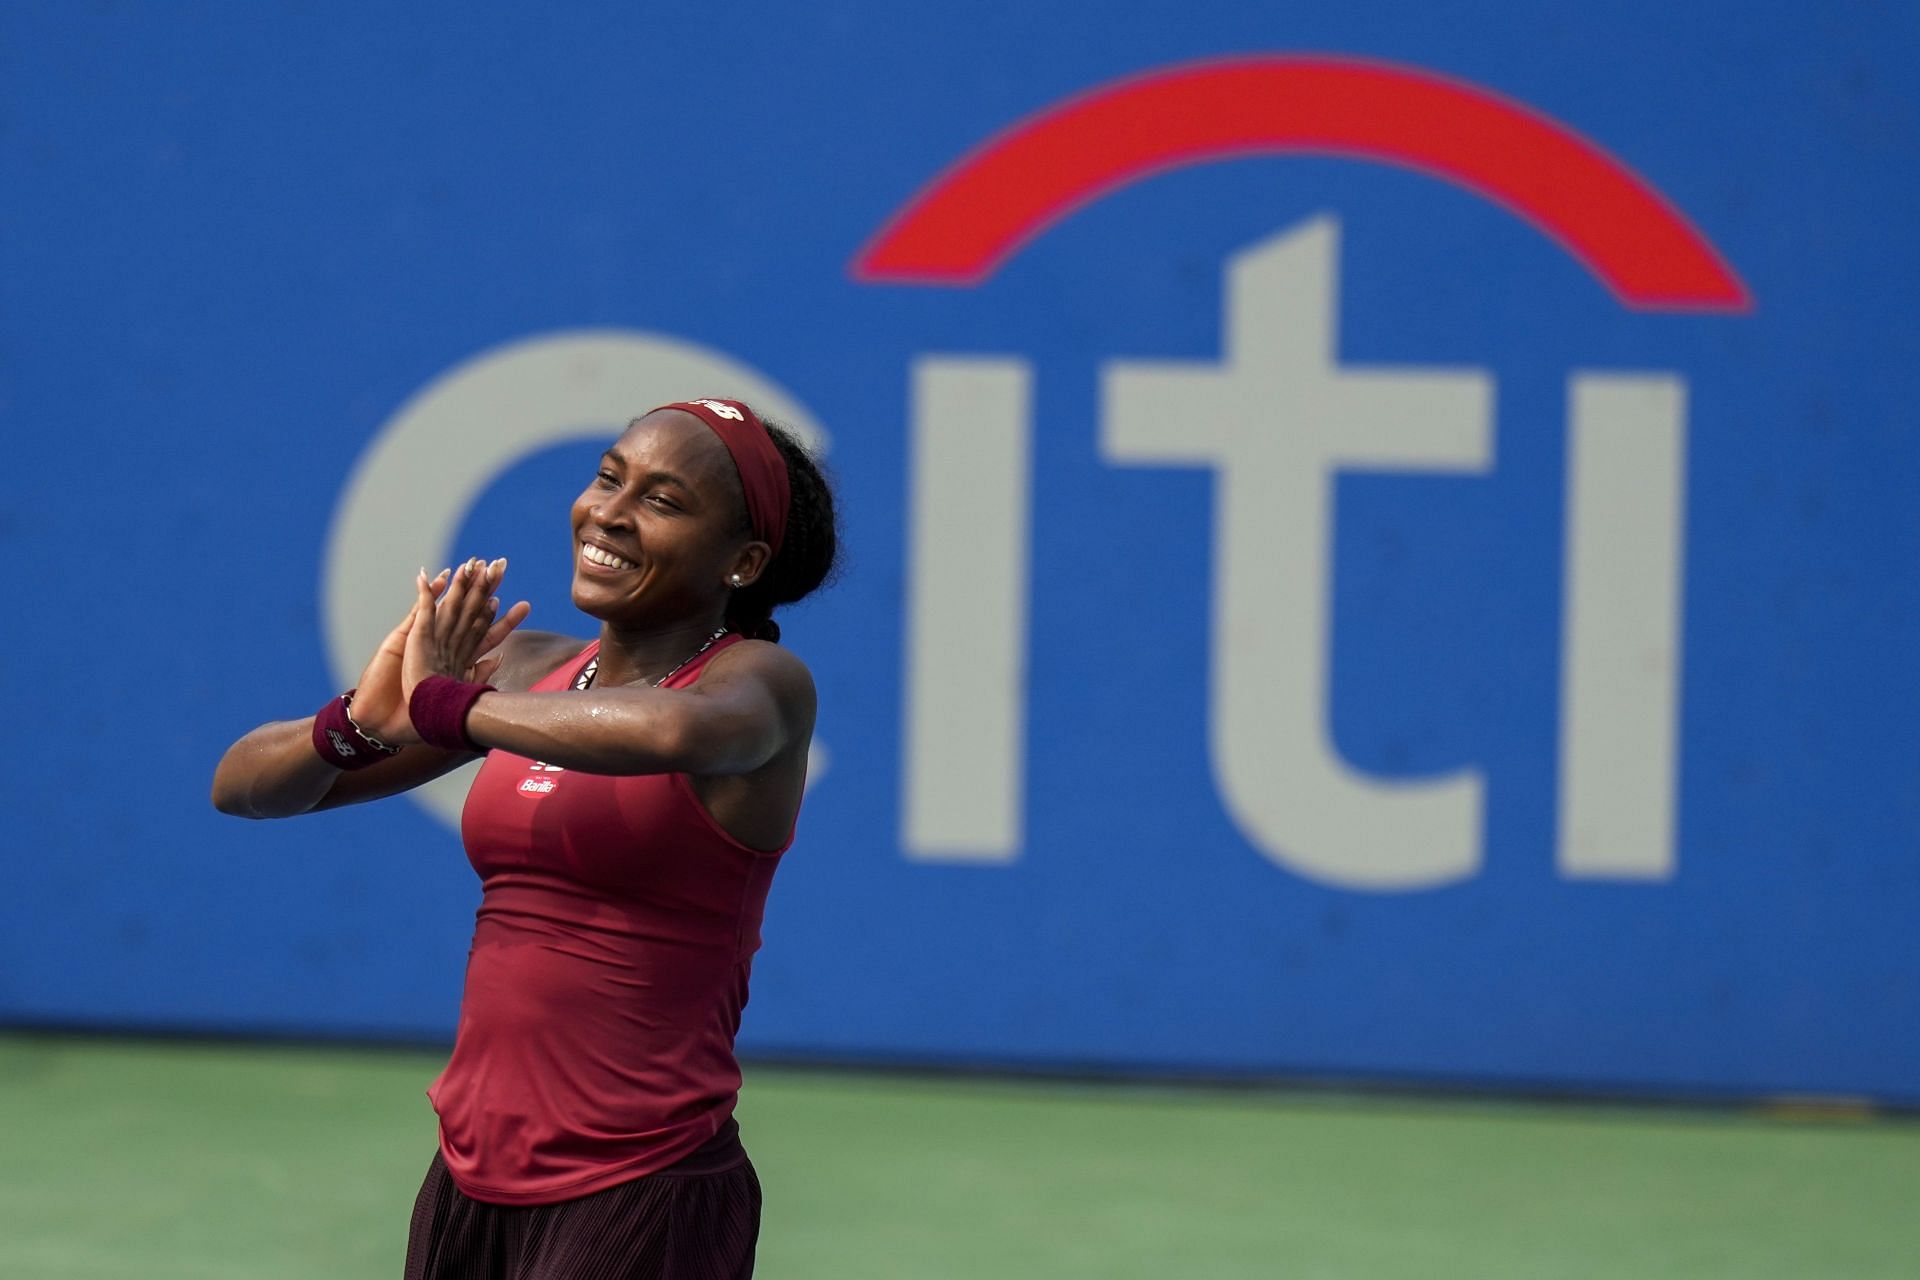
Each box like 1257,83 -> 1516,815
210,398 -> 839,1279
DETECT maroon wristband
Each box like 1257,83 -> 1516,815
409,676 -> 497,751
312,690 -> 401,770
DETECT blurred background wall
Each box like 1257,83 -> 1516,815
3,2 -> 1914,1105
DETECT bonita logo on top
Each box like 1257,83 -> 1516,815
324,56 -> 1748,893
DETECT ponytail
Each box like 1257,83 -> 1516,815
724,420 -> 838,643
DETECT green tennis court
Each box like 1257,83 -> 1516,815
1,1033 -> 1912,1279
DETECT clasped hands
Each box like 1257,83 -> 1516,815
347,558 -> 533,748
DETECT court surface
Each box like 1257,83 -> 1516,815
0,1033 -> 1912,1279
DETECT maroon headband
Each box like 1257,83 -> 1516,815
654,398 -> 791,557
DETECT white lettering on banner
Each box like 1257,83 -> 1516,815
1557,374 -> 1685,880
324,330 -> 831,831
902,358 -> 1033,861
336,260 -> 1688,883
1103,216 -> 1493,889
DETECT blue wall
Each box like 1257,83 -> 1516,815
4,2 -> 1915,1103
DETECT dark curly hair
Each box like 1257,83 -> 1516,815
722,418 -> 839,643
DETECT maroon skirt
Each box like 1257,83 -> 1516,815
403,1120 -> 760,1280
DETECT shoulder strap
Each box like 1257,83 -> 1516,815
532,640 -> 600,693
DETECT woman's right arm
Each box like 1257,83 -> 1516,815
210,719 -> 479,818
211,559 -> 541,819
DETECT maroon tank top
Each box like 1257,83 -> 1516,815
427,634 -> 792,1205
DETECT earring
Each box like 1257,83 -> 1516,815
729,574 -> 744,588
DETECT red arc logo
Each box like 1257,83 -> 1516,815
855,56 -> 1749,311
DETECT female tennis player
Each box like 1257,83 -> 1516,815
213,398 -> 837,1279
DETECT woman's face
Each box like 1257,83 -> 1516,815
568,410 -> 761,624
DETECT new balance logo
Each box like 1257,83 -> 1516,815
694,399 -> 745,420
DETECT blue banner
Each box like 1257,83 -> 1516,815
4,2 -> 1915,1102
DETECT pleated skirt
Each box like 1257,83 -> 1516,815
402,1141 -> 760,1280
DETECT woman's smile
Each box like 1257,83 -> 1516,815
579,541 -> 640,573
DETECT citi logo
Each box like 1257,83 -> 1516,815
326,56 -> 1745,892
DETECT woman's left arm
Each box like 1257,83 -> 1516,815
400,562 -> 815,776
461,649 -> 814,776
